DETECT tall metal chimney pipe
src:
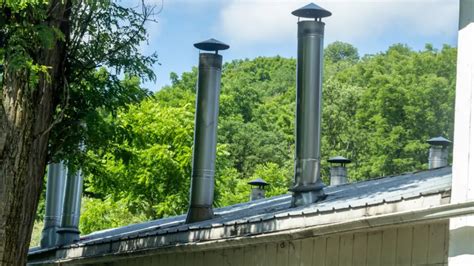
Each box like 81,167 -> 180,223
328,156 -> 351,186
290,3 -> 331,207
427,136 -> 451,169
57,142 -> 85,245
57,166 -> 84,245
40,162 -> 67,248
186,39 -> 229,223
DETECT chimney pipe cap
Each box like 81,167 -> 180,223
194,38 -> 230,52
248,178 -> 269,187
328,156 -> 351,165
427,136 -> 451,146
292,3 -> 331,19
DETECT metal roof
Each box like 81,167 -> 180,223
29,166 -> 452,259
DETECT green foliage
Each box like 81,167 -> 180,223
219,57 -> 296,175
338,44 -> 456,178
29,220 -> 44,248
85,99 -> 195,219
0,0 -> 60,87
1,0 -> 158,164
325,41 -> 359,64
80,197 -> 147,235
320,78 -> 363,182
49,0 -> 159,164
215,167 -> 247,206
216,163 -> 292,206
1,0 -> 159,173
325,41 -> 360,78
252,163 -> 292,198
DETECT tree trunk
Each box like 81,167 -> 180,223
0,1 -> 70,265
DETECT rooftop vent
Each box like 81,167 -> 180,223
328,156 -> 351,186
248,178 -> 269,201
427,136 -> 451,169
290,3 -> 331,207
186,38 -> 229,223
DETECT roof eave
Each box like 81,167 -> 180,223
28,190 -> 460,265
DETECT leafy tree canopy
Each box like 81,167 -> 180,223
0,0 -> 159,259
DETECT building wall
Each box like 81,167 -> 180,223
100,221 -> 449,266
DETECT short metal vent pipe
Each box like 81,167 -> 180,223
427,136 -> 451,169
328,156 -> 351,186
290,3 -> 332,207
248,178 -> 269,201
186,39 -> 229,223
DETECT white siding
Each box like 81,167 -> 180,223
300,238 -> 313,266
450,0 -> 474,263
380,228 -> 397,266
338,233 -> 353,266
107,222 -> 448,266
366,231 -> 382,266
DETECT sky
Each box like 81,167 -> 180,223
128,0 -> 459,91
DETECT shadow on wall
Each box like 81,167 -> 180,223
449,225 -> 474,257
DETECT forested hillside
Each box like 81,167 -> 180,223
31,42 -> 457,243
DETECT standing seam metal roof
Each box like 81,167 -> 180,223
29,166 -> 452,256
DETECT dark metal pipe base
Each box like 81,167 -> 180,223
186,206 -> 213,223
290,178 -> 325,207
57,227 -> 80,246
291,157 -> 325,206
40,226 -> 60,248
291,189 -> 326,207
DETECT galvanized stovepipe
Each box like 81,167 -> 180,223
40,162 -> 67,247
186,39 -> 229,223
57,142 -> 85,245
427,136 -> 451,169
57,165 -> 84,245
328,156 -> 351,186
290,3 -> 332,207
